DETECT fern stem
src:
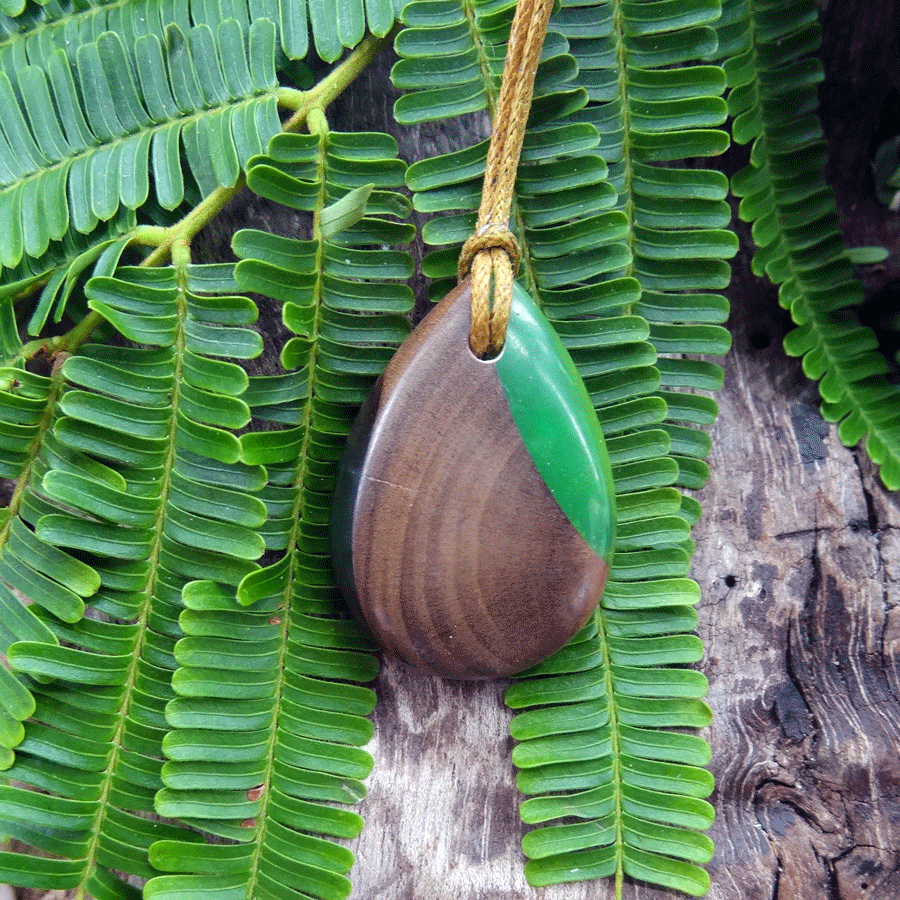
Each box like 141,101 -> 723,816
244,125 -> 331,897
276,86 -> 309,110
597,606 -> 626,900
144,180 -> 249,269
307,106 -> 329,136
77,250 -> 191,898
0,364 -> 64,549
460,0 -> 499,108
281,32 -> 391,133
611,0 -> 636,311
16,33 -> 390,363
142,36 -> 386,262
130,226 -> 169,247
587,10 -> 640,883
18,316 -> 96,361
17,176 -> 246,361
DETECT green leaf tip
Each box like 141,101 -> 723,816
320,184 -> 375,238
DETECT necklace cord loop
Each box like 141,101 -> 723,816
458,0 -> 554,357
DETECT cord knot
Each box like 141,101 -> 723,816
457,226 -> 521,358
453,0 -> 553,358
457,225 -> 521,283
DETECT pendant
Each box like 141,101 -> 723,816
330,278 -> 616,680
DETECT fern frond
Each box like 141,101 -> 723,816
0,363 -> 75,769
0,260 -> 269,894
721,0 -> 900,488
507,600 -> 714,895
392,0 -> 729,894
0,0 -> 314,73
0,208 -> 137,339
0,18 -> 282,269
1,0 -> 401,96
561,0 -> 734,406
146,126 -> 413,900
504,2 -> 732,893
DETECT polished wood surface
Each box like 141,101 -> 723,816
333,280 -> 610,680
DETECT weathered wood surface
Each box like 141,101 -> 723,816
10,6 -> 899,900
336,14 -> 900,900
343,270 -> 900,900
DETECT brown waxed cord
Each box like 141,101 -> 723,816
457,0 -> 554,357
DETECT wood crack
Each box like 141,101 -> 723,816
853,449 -> 882,534
782,618 -> 816,740
825,851 -> 844,900
773,522 -> 897,541
770,860 -> 782,900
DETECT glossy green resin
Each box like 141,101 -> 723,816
495,283 -> 617,561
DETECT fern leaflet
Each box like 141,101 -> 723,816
145,125 -> 414,900
721,0 -> 900,489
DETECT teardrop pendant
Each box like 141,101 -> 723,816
331,279 -> 616,680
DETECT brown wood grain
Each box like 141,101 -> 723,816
338,279 -> 608,679
693,274 -> 900,900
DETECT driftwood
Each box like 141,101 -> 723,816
333,7 -> 900,899
343,255 -> 900,900
8,5 -> 898,900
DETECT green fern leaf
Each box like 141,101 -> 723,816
0,259 -> 272,894
0,359 -> 95,768
144,126 -> 413,900
0,0 -> 316,76
721,0 -> 900,489
506,0 -> 734,889
0,18 -> 282,269
392,0 -> 732,894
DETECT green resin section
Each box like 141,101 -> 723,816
495,283 -> 617,561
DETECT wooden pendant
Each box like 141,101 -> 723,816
331,279 -> 616,680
